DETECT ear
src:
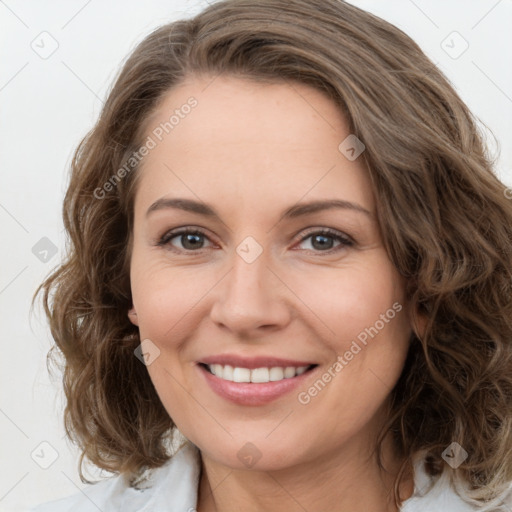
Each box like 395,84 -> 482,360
128,306 -> 139,326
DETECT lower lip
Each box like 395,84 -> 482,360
197,363 -> 318,406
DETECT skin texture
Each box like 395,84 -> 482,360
128,75 -> 416,512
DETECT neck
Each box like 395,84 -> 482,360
196,433 -> 414,512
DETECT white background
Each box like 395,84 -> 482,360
1,1 -> 511,510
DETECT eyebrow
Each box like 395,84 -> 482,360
146,197 -> 372,221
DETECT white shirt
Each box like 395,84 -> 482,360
30,440 -> 479,511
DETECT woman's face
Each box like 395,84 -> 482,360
128,74 -> 414,471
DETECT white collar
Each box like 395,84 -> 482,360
32,439 -> 479,511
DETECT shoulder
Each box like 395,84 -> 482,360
400,455 -> 480,512
28,440 -> 202,512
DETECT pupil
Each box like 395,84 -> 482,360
313,234 -> 333,250
183,234 -> 202,249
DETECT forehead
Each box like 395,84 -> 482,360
143,74 -> 347,151
133,74 -> 373,219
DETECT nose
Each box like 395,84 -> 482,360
209,246 -> 291,337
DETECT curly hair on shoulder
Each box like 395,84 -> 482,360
32,0 -> 512,509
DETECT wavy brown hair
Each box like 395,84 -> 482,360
32,0 -> 512,509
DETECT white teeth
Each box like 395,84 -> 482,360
222,365 -> 234,381
250,368 -> 269,383
284,366 -> 296,378
211,364 -> 223,377
233,367 -> 251,383
206,364 -> 311,383
269,367 -> 284,381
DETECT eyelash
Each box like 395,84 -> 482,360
156,227 -> 354,255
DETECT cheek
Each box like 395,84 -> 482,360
129,260 -> 208,427
130,256 -> 212,342
291,261 -> 410,428
294,257 -> 410,406
292,256 -> 407,349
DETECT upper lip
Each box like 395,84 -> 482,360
199,354 -> 317,369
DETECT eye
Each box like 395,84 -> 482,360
157,227 -> 354,254
295,228 -> 354,253
157,228 -> 213,252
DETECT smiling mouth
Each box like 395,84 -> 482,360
199,363 -> 318,383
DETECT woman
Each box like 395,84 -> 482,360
32,0 -> 512,510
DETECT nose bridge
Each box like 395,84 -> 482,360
209,236 -> 290,332
226,239 -> 273,308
